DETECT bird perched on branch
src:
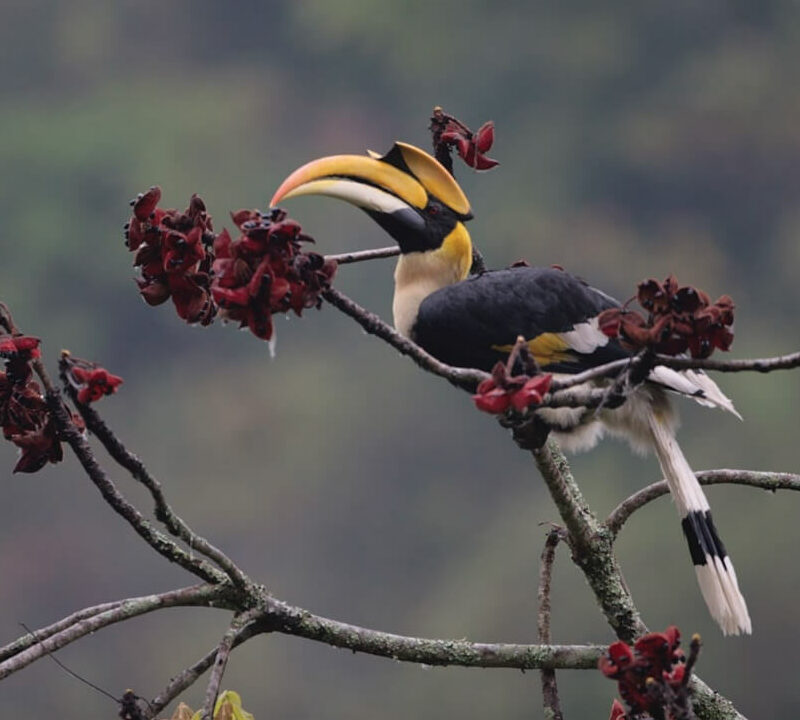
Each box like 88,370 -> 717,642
271,141 -> 750,636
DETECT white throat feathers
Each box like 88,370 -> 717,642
392,224 -> 472,337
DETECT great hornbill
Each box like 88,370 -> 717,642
271,141 -> 751,636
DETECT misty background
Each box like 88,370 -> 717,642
1,2 -> 799,717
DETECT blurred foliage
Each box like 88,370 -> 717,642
1,1 -> 799,718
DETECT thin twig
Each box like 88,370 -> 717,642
0,584 -> 227,680
201,609 -> 262,720
149,648 -> 217,719
147,622 -> 265,719
528,440 -> 646,643
606,469 -> 800,537
325,246 -> 399,264
0,599 -> 125,663
538,529 -> 563,720
59,356 -> 251,595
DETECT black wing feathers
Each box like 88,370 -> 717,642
412,266 -> 629,372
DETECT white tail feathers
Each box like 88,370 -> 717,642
648,366 -> 742,419
648,413 -> 752,635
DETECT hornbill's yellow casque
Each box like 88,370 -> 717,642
271,142 -> 751,636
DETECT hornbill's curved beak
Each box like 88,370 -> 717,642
270,142 -> 472,253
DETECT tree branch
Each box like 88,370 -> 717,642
606,469 -> 800,537
323,248 -> 800,388
654,350 -> 800,374
527,440 -> 646,643
538,529 -> 564,720
201,608 -> 262,720
549,349 -> 800,392
147,622 -> 265,719
321,288 -> 488,390
524,441 -> 746,719
7,268 -> 782,718
322,286 -> 632,411
0,579 -> 604,694
258,593 -> 603,670
0,584 -> 228,680
322,286 -> 790,420
59,360 -> 251,594
0,599 -> 125,663
325,246 -> 399,264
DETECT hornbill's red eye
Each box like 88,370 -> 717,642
428,205 -> 440,215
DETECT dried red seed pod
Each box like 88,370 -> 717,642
608,698 -> 627,720
132,186 -> 162,222
475,121 -> 495,153
473,387 -> 512,414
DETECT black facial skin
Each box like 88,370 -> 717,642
365,198 -> 462,254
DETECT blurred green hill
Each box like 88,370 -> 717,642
1,2 -> 799,718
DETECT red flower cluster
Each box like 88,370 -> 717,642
125,190 -> 336,342
430,107 -> 499,172
212,208 -> 337,341
0,336 -> 64,473
126,187 -> 216,325
0,335 -> 41,359
473,361 -> 553,414
599,626 -> 698,719
598,275 -> 735,359
61,354 -> 124,405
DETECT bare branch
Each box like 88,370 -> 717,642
323,248 -> 798,392
322,288 -> 488,390
538,529 -> 563,720
525,441 -> 747,719
527,439 -> 646,643
259,593 -> 603,670
322,286 -> 769,418
150,649 -> 218,719
147,622 -> 265,719
550,349 -> 800,392
0,584 -> 227,680
0,578 -> 604,696
322,286 -> 631,411
690,676 -> 745,720
59,358 -> 251,594
607,469 -> 800,537
200,609 -> 263,720
0,600 -> 125,663
325,246 -> 399,264
654,350 -> 800,374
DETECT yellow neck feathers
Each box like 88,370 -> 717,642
392,223 -> 472,337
